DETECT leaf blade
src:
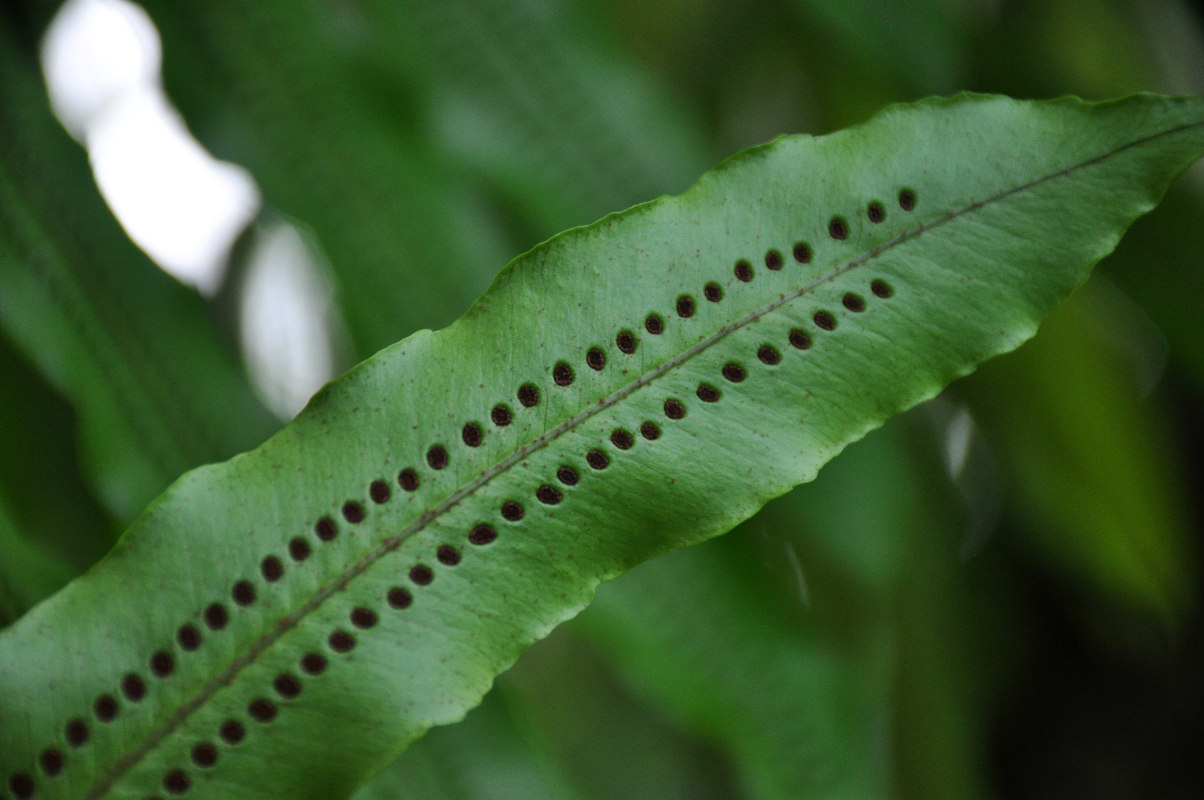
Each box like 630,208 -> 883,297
2,93 -> 1202,800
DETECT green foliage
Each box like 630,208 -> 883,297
3,2 -> 1204,799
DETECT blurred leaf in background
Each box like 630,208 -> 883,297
2,0 -> 1203,797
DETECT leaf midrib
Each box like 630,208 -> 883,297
84,117 -> 1201,799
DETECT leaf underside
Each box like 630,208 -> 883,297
2,93 -> 1202,800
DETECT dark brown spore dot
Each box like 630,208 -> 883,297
664,399 -> 686,419
301,653 -> 329,675
387,585 -> 415,608
871,279 -> 894,298
65,718 -> 89,747
645,313 -> 665,335
164,770 -> 190,795
410,565 -> 434,585
557,466 -> 579,486
490,404 -> 513,427
586,449 -> 610,470
177,624 -> 202,651
248,698 -> 278,722
734,259 -> 753,282
828,218 -> 848,240
814,311 -> 837,331
462,423 -> 483,447
553,362 -> 574,386
398,468 -> 420,492
842,293 -> 866,312
315,516 -> 338,540
899,188 -> 916,211
517,383 -> 540,407
676,296 -> 695,318
616,330 -> 637,354
261,555 -> 284,582
9,773 -> 34,799
437,544 -> 462,565
586,347 -> 606,370
426,445 -> 449,470
697,383 -> 720,402
610,429 -> 634,450
501,500 -> 525,521
204,603 -> 229,631
39,748 -> 64,777
765,249 -> 783,270
232,580 -> 256,606
722,363 -> 747,382
536,485 -> 563,505
704,282 -> 723,302
342,501 -> 364,523
191,743 -> 219,768
468,525 -> 497,546
640,422 -> 661,440
219,720 -> 246,744
788,329 -> 811,350
151,651 -> 175,678
867,201 -> 885,223
288,537 -> 311,562
121,674 -> 146,702
274,674 -> 302,699
350,608 -> 379,629
793,243 -> 812,263
369,479 -> 391,503
328,631 -> 356,652
758,345 -> 781,365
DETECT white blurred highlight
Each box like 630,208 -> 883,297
942,405 -> 974,482
40,0 -> 259,296
41,0 -> 160,139
86,89 -> 259,294
240,225 -> 338,420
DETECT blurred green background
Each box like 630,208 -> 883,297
3,0 -> 1204,797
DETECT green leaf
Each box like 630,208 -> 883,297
959,279 -> 1197,633
352,689 -> 584,800
2,93 -> 1202,800
1106,181 -> 1204,396
0,331 -> 113,624
786,0 -> 973,95
487,628 -> 737,800
0,497 -> 76,630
